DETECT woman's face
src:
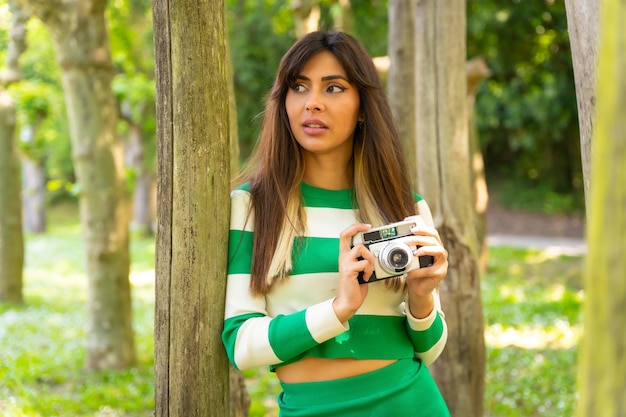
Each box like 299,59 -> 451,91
285,50 -> 361,163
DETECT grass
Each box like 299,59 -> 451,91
1,204 -> 584,417
0,203 -> 155,417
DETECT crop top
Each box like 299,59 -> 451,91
222,182 -> 447,372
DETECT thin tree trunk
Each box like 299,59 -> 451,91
413,2 -> 485,416
291,0 -> 320,38
124,120 -> 154,236
13,0 -> 136,370
467,57 -> 491,272
564,0 -> 598,211
21,124 -> 47,234
0,88 -> 24,304
576,1 -> 626,416
331,0 -> 352,33
153,0 -> 231,415
21,153 -> 47,234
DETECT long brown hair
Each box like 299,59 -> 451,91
236,31 -> 415,295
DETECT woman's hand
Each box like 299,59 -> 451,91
332,223 -> 375,323
405,223 -> 448,318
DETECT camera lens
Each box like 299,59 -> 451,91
379,243 -> 413,274
388,248 -> 409,268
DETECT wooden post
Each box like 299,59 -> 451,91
153,0 -> 231,415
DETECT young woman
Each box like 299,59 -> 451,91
222,30 -> 451,417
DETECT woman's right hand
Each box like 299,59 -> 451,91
332,223 -> 375,323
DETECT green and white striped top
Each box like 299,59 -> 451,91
222,182 -> 447,372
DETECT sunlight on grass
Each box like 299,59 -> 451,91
482,246 -> 583,417
485,321 -> 581,349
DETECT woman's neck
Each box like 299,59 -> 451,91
302,151 -> 353,190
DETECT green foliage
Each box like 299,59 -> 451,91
6,16 -> 75,203
226,0 -> 296,160
468,0 -> 583,196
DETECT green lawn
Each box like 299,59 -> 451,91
0,207 -> 584,416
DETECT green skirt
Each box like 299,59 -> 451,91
277,358 -> 450,417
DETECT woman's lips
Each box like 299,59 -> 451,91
302,119 -> 328,135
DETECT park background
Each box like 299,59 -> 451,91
0,0 -> 594,416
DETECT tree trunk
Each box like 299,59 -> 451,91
413,2 -> 485,416
21,152 -> 47,234
153,0 -> 231,415
21,124 -> 47,234
291,0 -> 320,38
577,1 -> 626,416
0,88 -> 24,304
331,0 -> 352,33
124,120 -> 155,236
387,0 -> 417,180
564,0 -> 598,210
0,1 -> 28,304
13,0 -> 136,370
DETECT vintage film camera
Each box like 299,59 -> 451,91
351,215 -> 434,284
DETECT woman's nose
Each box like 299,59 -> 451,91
305,92 -> 324,112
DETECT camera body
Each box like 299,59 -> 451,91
351,215 -> 434,284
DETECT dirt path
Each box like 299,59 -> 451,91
486,201 -> 585,239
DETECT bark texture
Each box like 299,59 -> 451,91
412,2 -> 486,416
13,0 -> 135,370
564,0 -> 598,209
153,0 -> 231,415
388,0 -> 417,180
577,1 -> 626,416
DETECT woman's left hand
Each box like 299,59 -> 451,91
404,224 -> 448,318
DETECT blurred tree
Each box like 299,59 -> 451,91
411,1 -> 486,416
15,80 -> 51,233
16,18 -> 74,205
153,0 -> 231,415
12,0 -> 136,370
576,0 -> 626,415
0,1 -> 26,304
109,0 -> 157,236
291,0 -> 321,38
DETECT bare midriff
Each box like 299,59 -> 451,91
275,357 -> 398,383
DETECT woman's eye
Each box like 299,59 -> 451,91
327,84 -> 345,93
292,83 -> 307,93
